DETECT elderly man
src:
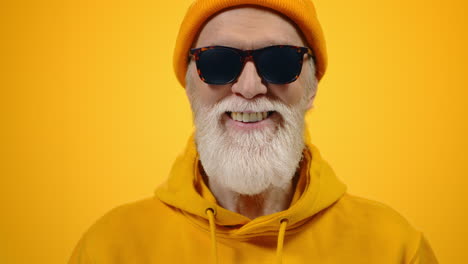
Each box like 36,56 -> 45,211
69,1 -> 438,263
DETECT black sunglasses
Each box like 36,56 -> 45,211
188,45 -> 314,85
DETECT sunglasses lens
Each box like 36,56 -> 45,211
255,46 -> 303,84
197,48 -> 242,85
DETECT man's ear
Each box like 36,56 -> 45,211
184,61 -> 194,96
306,90 -> 316,110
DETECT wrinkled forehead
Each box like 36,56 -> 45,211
193,6 -> 307,50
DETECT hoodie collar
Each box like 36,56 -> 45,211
155,128 -> 346,237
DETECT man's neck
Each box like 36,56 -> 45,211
203,171 -> 298,219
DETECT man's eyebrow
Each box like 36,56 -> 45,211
262,40 -> 295,46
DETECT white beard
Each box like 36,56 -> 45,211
188,92 -> 310,195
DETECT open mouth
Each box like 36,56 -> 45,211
226,111 -> 275,123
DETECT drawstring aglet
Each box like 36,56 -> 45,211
276,218 -> 289,264
206,208 -> 219,264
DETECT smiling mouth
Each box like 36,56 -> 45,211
226,111 -> 275,123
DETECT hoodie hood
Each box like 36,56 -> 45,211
155,127 -> 346,239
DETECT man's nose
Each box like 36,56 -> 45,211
231,61 -> 267,99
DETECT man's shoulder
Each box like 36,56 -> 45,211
80,197 -> 176,244
321,193 -> 438,262
329,192 -> 421,239
335,193 -> 415,225
69,197 -> 181,263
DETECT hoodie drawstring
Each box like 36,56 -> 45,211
206,208 -> 219,264
206,208 -> 288,264
276,218 -> 288,264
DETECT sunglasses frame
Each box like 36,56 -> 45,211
188,45 -> 315,85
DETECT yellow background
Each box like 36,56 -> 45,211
1,0 -> 467,263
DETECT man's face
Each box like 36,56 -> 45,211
188,6 -> 314,109
185,7 -> 317,195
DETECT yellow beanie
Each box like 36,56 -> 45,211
173,0 -> 327,88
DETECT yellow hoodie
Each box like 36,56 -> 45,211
69,132 -> 438,264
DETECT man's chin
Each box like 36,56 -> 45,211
197,122 -> 305,196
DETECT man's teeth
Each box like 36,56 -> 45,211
229,112 -> 269,123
